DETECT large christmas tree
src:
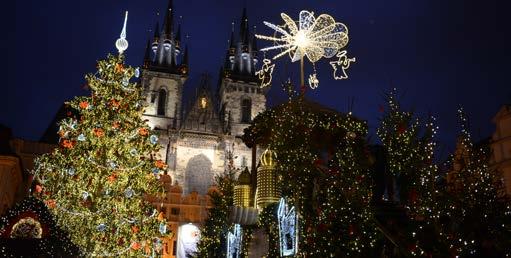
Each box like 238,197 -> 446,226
33,50 -> 170,255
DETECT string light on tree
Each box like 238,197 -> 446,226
255,10 -> 355,91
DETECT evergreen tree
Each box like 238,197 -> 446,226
377,89 -> 443,256
244,99 -> 378,257
194,150 -> 237,257
33,54 -> 170,256
441,108 -> 511,257
377,88 -> 423,203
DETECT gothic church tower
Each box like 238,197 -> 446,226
141,0 -> 189,131
219,8 -> 267,137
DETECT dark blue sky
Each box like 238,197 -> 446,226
2,0 -> 509,155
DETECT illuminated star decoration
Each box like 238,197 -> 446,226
255,59 -> 275,88
330,50 -> 356,80
256,10 -> 355,89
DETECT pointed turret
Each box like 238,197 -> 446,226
239,7 -> 248,41
162,0 -> 174,38
229,27 -> 236,54
153,21 -> 160,40
175,24 -> 181,50
143,39 -> 152,68
242,26 -> 250,53
152,21 -> 160,53
180,45 -> 189,75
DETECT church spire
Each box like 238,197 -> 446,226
221,7 -> 258,82
153,21 -> 160,40
229,22 -> 236,52
162,0 -> 174,38
239,7 -> 248,42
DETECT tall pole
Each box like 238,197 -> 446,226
300,55 -> 305,97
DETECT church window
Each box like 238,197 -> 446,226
157,89 -> 167,116
244,87 -> 249,93
241,99 -> 252,123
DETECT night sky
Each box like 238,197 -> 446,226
2,0 -> 509,155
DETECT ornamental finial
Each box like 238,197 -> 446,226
115,11 -> 129,54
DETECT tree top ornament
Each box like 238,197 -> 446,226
115,11 -> 129,54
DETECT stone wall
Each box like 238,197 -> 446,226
141,70 -> 186,130
220,79 -> 266,137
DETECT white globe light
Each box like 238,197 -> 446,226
116,38 -> 129,54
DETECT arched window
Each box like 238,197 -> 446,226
241,98 -> 251,123
157,89 -> 167,116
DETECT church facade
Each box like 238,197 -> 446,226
139,2 -> 265,257
140,1 -> 265,196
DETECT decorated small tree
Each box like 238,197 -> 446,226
33,13 -> 170,256
441,108 -> 511,256
194,150 -> 237,257
377,89 -> 445,256
244,99 -> 378,257
377,88 -> 424,203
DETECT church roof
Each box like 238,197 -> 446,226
144,0 -> 188,76
181,75 -> 224,134
221,7 -> 260,83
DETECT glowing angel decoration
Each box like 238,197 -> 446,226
330,50 -> 356,80
255,10 -> 355,90
255,58 -> 275,88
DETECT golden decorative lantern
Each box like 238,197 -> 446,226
256,148 -> 280,209
234,167 -> 252,207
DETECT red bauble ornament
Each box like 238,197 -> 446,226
409,188 -> 418,203
348,224 -> 355,236
313,159 -> 323,166
35,185 -> 42,193
317,223 -> 328,232
397,124 -> 407,134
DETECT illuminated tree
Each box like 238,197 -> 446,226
376,89 -> 446,256
194,151 -> 237,257
33,53 -> 170,256
244,98 -> 378,257
377,88 -> 424,203
440,108 -> 511,257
